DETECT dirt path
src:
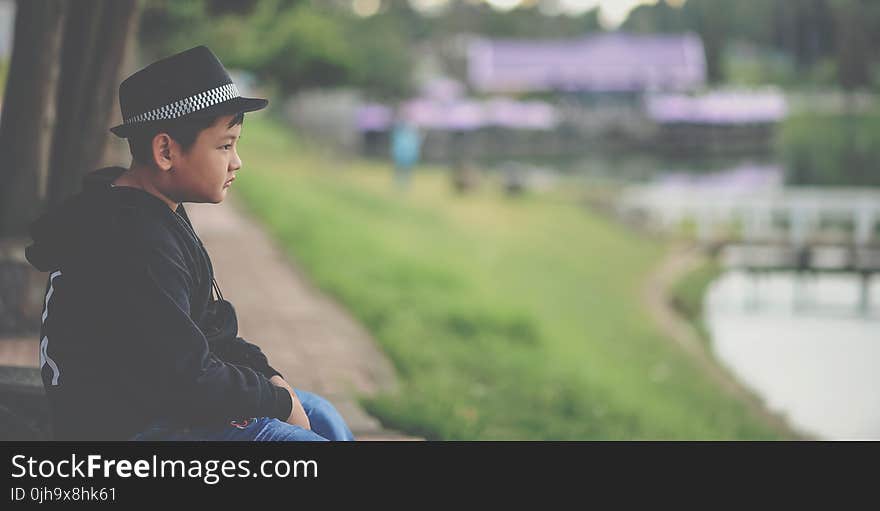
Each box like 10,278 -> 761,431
642,243 -> 810,439
187,196 -> 418,440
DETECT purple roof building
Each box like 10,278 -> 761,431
468,32 -> 707,94
356,77 -> 560,133
645,90 -> 787,125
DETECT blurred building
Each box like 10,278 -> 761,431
467,32 -> 707,94
357,78 -> 580,161
645,89 -> 787,156
467,32 -> 786,157
355,32 -> 789,161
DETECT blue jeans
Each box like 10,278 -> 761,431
130,389 -> 355,441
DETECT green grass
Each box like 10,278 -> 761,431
233,115 -> 786,439
0,59 -> 8,98
670,258 -> 724,347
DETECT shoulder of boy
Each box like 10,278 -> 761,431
109,207 -> 191,269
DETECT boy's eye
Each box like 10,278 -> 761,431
221,144 -> 233,150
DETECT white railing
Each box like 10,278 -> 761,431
619,186 -> 880,246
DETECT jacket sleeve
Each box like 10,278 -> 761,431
210,335 -> 284,380
119,245 -> 292,424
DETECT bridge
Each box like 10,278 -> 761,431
619,185 -> 880,249
619,185 -> 880,312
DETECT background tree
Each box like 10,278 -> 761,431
48,0 -> 139,208
139,0 -> 413,98
0,0 -> 66,238
830,0 -> 871,91
0,0 -> 138,335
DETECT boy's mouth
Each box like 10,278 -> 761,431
224,176 -> 236,187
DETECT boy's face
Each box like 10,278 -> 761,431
169,113 -> 242,204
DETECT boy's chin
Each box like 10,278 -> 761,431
187,188 -> 228,204
207,188 -> 228,204
191,195 -> 225,205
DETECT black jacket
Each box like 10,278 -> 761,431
25,166 -> 292,440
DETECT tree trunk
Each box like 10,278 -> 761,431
0,0 -> 139,337
100,7 -> 143,169
0,0 -> 67,238
0,0 -> 67,336
833,0 -> 871,91
47,0 -> 138,208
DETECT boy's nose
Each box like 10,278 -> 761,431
230,149 -> 242,171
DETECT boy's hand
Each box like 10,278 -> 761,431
269,376 -> 311,430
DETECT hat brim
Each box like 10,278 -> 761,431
110,96 -> 268,138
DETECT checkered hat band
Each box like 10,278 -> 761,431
124,83 -> 240,124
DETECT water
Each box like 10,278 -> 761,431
705,270 -> 880,439
547,148 -> 879,439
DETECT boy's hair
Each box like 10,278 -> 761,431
127,111 -> 244,165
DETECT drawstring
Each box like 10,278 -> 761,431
171,207 -> 224,304
212,277 -> 224,302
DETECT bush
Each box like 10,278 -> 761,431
780,111 -> 880,187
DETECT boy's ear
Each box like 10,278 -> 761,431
151,133 -> 174,171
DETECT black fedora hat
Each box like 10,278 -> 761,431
110,45 -> 267,138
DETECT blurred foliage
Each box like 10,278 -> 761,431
402,0 -> 600,38
781,111 -> 880,187
0,58 -> 8,98
139,0 -> 413,98
723,43 -> 801,88
626,0 -> 880,90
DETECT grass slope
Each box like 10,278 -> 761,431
234,116 -> 784,440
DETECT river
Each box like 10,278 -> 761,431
704,270 -> 880,439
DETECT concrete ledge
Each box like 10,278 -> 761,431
0,365 -> 51,440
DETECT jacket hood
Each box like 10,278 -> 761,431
26,166 -> 133,272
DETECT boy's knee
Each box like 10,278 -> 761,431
294,389 -> 333,413
293,390 -> 354,440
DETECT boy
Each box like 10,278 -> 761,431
25,46 -> 354,441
